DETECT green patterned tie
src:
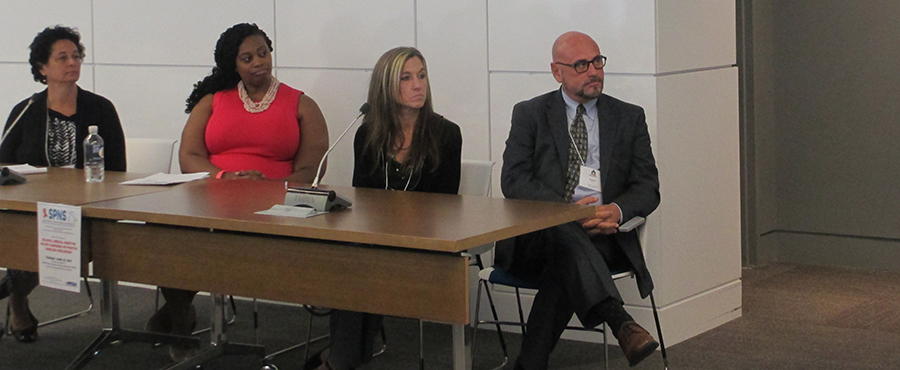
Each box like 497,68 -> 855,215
565,104 -> 588,201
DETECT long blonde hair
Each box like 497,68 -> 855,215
361,47 -> 441,175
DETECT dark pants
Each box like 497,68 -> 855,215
328,310 -> 383,370
516,222 -> 631,370
5,269 -> 39,296
157,287 -> 198,336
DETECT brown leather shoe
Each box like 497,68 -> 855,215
616,321 -> 659,367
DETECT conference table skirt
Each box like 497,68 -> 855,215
90,219 -> 470,324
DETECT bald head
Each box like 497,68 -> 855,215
550,31 -> 604,103
552,31 -> 599,63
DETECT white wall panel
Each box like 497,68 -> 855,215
417,0 -> 490,160
655,67 -> 741,304
93,65 -> 209,144
0,64 -> 47,116
92,1 -> 274,66
488,0 -> 656,74
0,64 -> 95,116
657,0 -> 736,73
80,65 -> 96,93
0,1 -> 93,63
602,75 -> 658,144
277,68 -> 371,187
275,0 -> 414,69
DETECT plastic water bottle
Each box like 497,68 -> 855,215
83,125 -> 105,182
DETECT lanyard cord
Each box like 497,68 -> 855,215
384,160 -> 414,191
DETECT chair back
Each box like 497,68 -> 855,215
125,138 -> 177,174
459,160 -> 494,197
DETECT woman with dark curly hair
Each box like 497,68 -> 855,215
304,47 -> 461,370
147,23 -> 328,362
0,25 -> 126,343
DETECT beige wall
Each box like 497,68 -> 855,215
749,0 -> 900,268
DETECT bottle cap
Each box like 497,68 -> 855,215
88,125 -> 98,134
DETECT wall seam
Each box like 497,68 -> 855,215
273,0 -> 278,78
484,0 -> 492,167
761,229 -> 900,243
90,0 -> 96,92
413,0 -> 418,47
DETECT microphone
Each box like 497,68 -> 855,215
284,102 -> 370,211
0,167 -> 27,186
0,93 -> 39,150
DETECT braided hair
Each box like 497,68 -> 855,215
185,23 -> 272,113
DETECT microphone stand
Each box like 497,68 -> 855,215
284,103 -> 370,211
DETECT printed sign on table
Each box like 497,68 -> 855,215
36,202 -> 82,292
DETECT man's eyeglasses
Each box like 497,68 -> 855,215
555,55 -> 607,73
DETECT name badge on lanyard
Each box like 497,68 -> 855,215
578,165 -> 602,193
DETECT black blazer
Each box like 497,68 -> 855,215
496,90 -> 659,298
1,87 -> 126,171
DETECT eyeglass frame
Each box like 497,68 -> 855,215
554,55 -> 607,73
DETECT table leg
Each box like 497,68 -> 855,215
101,279 -> 120,330
211,293 -> 226,344
452,324 -> 472,370
65,280 -> 202,370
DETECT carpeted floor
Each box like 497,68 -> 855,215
3,263 -> 900,369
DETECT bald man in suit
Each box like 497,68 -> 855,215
496,31 -> 660,369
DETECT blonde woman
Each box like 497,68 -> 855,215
305,47 -> 461,370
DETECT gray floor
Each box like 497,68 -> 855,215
3,263 -> 900,370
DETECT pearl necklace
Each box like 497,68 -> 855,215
238,76 -> 279,113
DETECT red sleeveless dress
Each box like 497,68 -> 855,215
205,83 -> 303,179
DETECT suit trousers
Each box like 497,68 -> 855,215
329,310 -> 383,369
516,221 -> 630,370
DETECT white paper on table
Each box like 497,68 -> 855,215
6,164 -> 48,174
36,202 -> 82,293
255,204 -> 328,218
119,172 -> 209,185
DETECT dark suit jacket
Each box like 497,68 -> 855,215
496,90 -> 659,298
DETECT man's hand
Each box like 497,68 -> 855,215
575,197 -> 621,236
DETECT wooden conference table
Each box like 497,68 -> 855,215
0,168 -> 172,273
1,168 -> 593,370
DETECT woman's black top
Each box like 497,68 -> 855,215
1,87 -> 126,171
352,112 -> 461,194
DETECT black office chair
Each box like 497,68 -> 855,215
472,225 -> 669,370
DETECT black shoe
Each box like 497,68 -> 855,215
12,312 -> 38,343
168,344 -> 199,363
304,348 -> 346,370
303,348 -> 326,370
